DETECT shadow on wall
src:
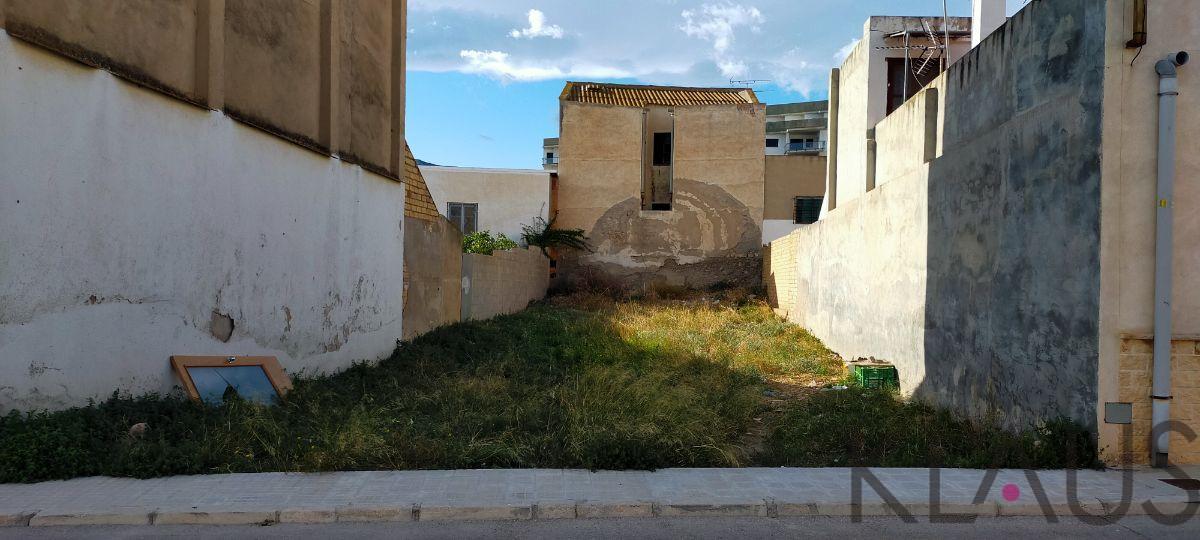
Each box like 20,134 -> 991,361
559,178 -> 763,291
916,0 -> 1104,431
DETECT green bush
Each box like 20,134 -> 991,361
462,231 -> 518,255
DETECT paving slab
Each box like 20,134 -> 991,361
1,467 -> 1198,527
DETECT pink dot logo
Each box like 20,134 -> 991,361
1001,483 -> 1021,502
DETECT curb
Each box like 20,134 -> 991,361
4,500 -> 1200,527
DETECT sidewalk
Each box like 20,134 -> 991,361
1,467 -> 1197,527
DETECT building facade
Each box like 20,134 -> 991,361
554,82 -> 766,289
762,100 -> 829,244
419,165 -> 552,242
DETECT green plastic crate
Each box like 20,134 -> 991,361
853,364 -> 898,390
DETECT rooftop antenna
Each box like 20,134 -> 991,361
730,78 -> 772,88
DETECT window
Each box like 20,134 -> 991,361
766,138 -> 780,148
652,132 -> 673,166
794,197 -> 823,224
447,202 -> 478,234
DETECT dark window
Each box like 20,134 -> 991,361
546,152 -> 554,159
793,197 -> 823,225
652,132 -> 672,166
447,202 -> 478,234
766,138 -> 780,148
886,57 -> 939,115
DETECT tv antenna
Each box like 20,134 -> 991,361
729,78 -> 772,87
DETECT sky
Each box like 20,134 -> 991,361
405,0 -> 1028,169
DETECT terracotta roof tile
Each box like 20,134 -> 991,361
560,82 -> 759,107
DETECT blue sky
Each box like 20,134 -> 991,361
406,0 -> 1027,169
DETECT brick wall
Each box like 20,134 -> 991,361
461,248 -> 549,321
763,232 -> 799,317
1117,337 -> 1200,465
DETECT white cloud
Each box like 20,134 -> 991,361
460,50 -> 564,80
409,1 -> 860,99
679,3 -> 764,54
509,9 -> 564,39
458,50 -> 632,82
833,39 -> 859,63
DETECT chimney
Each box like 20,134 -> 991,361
972,0 -> 1005,47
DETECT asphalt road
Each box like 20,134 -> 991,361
4,516 -> 1200,539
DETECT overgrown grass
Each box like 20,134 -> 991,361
765,387 -> 1101,469
0,291 -> 1099,484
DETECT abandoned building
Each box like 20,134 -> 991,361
553,82 -> 766,289
765,0 -> 1200,466
762,101 -> 829,244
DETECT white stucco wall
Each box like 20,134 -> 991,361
419,165 -> 550,242
0,32 -> 407,411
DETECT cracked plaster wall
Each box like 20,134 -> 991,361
0,34 -> 406,411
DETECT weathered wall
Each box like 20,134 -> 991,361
402,216 -> 462,340
0,34 -> 406,410
556,101 -> 766,289
770,0 -> 1107,431
763,154 -> 826,244
0,0 -> 407,176
1098,0 -> 1200,463
461,248 -> 549,321
772,168 -> 930,390
419,166 -> 551,242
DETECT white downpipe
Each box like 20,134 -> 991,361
1151,51 -> 1189,467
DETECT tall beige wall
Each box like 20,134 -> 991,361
0,34 -> 406,411
1098,0 -> 1200,463
556,101 -> 766,288
402,216 -> 462,340
461,248 -> 549,321
420,166 -> 551,242
0,0 -> 407,177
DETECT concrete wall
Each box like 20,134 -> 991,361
419,166 -> 551,242
767,0 -> 1108,431
0,0 -> 408,176
556,101 -> 766,289
461,248 -> 549,321
402,216 -> 462,340
0,33 -> 406,410
1098,0 -> 1200,463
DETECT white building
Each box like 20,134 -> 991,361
418,165 -> 552,243
764,101 -> 829,157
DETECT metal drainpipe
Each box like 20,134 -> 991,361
1151,51 -> 1189,468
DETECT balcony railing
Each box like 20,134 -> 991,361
787,141 -> 827,154
543,156 -> 559,166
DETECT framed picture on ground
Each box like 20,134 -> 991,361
170,356 -> 293,405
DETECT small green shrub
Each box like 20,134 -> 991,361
462,231 -> 518,255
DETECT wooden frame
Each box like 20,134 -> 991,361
170,355 -> 293,403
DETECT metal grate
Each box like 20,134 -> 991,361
793,197 -> 823,225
